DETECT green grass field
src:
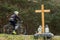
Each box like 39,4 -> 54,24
0,34 -> 60,40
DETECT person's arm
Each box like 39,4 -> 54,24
16,15 -> 23,23
16,16 -> 21,21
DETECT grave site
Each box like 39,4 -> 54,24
0,0 -> 60,40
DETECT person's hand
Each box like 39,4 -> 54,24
18,21 -> 23,23
21,21 -> 23,23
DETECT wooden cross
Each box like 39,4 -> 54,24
35,4 -> 50,33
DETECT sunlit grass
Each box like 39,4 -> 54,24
0,34 -> 34,40
0,34 -> 60,40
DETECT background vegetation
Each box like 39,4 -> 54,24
0,0 -> 60,35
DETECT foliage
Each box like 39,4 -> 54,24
0,0 -> 60,35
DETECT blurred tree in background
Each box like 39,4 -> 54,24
0,0 -> 60,35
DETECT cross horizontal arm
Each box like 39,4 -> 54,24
44,10 -> 50,12
35,10 -> 41,13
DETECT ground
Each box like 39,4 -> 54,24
0,34 -> 60,40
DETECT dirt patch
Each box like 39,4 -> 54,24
0,37 -> 6,40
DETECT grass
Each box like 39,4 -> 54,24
0,34 -> 60,40
0,34 -> 34,40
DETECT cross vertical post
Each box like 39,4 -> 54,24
41,5 -> 44,33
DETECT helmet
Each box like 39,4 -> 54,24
14,11 -> 19,15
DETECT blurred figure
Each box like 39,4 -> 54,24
38,25 -> 42,34
9,11 -> 21,34
44,24 -> 54,39
45,24 -> 49,33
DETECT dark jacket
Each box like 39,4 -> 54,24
9,14 -> 21,22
